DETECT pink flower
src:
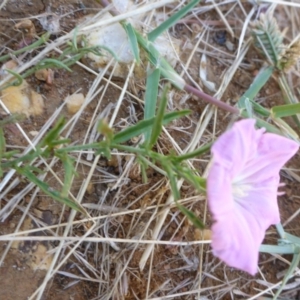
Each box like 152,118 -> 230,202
207,119 -> 298,275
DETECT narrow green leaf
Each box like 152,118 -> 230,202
278,74 -> 300,127
285,232 -> 300,245
239,112 -> 283,136
175,142 -> 212,163
165,165 -> 204,229
124,22 -> 140,63
2,148 -> 42,169
2,150 -> 19,160
95,145 -> 111,160
41,117 -> 65,148
113,110 -> 190,144
177,167 -> 206,192
0,32 -> 50,63
5,69 -> 23,86
166,166 -> 180,200
51,139 -> 71,146
135,31 -> 185,89
148,0 -> 201,42
72,26 -> 79,51
137,156 -> 148,183
276,223 -> 285,239
148,85 -> 169,149
238,66 -> 274,110
39,58 -> 73,72
176,203 -> 205,229
18,167 -> 86,214
259,244 -> 296,254
56,152 -> 76,198
271,103 -> 300,118
273,249 -> 300,299
88,45 -> 119,61
272,117 -> 299,139
253,117 -> 283,135
250,99 -> 270,117
144,68 -> 161,140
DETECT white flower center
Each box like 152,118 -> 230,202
232,177 -> 253,203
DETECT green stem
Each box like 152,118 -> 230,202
175,142 -> 212,163
0,32 -> 51,63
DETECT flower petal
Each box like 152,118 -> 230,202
237,132 -> 299,184
211,207 -> 263,275
208,163 -> 280,275
210,119 -> 264,179
207,118 -> 299,275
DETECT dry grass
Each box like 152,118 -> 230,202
0,0 -> 300,299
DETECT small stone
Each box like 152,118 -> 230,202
15,19 -> 36,36
0,80 -> 44,117
65,93 -> 85,114
225,40 -> 235,52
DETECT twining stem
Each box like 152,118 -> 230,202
184,84 -> 239,114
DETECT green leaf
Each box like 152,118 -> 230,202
5,69 -> 23,86
72,26 -> 79,51
40,117 -> 65,149
252,117 -> 283,135
56,152 -> 76,198
273,249 -> 300,299
249,99 -> 270,117
277,74 -> 300,128
1,148 -> 42,169
17,167 -> 86,214
285,232 -> 300,245
176,203 -> 205,229
148,85 -> 169,149
137,156 -> 148,183
2,150 -> 19,160
175,142 -> 212,163
259,244 -> 296,254
238,66 -> 274,111
148,0 -> 201,42
50,139 -> 71,147
95,144 -> 111,160
113,110 -> 190,144
166,165 -> 180,200
135,31 -> 185,89
0,32 -> 50,63
124,22 -> 140,63
165,165 -> 204,229
271,103 -> 300,118
144,68 -> 161,140
39,58 -> 73,72
177,166 -> 206,192
276,223 -> 285,239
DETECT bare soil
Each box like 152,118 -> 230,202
1,1 -> 300,300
